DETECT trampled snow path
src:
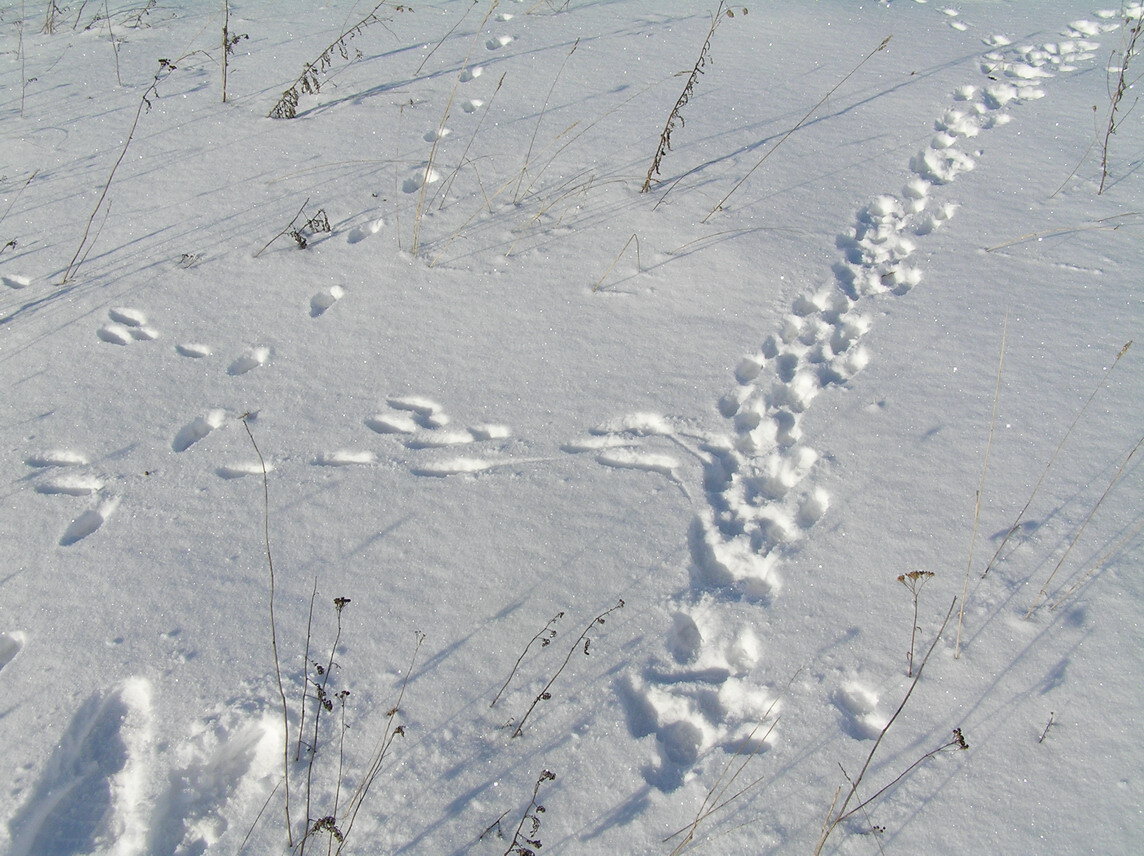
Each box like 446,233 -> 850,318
578,9 -> 1128,788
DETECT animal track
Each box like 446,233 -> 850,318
588,8 -> 1123,789
0,631 -> 25,672
176,343 -> 212,358
833,681 -> 890,740
358,396 -> 519,477
227,346 -> 269,376
97,307 -> 159,346
2,273 -> 32,289
60,493 -> 120,546
310,285 -> 345,317
25,449 -> 119,545
173,409 -> 227,452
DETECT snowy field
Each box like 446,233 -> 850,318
1,0 -> 1141,853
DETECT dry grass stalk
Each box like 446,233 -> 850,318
514,38 -> 579,203
61,55 -> 190,284
898,571 -> 935,677
512,599 -> 624,737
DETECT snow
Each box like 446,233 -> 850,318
1,1 -> 1141,854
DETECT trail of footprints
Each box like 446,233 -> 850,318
580,9 -> 1129,788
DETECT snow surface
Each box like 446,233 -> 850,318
1,1 -> 1141,854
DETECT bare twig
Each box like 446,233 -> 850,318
591,234 -> 642,292
1024,433 -> 1143,618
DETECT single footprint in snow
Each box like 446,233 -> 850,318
833,682 -> 890,740
486,34 -> 514,50
7,677 -> 153,856
97,307 -> 159,345
173,409 -> 227,452
310,285 -> 345,317
176,343 -> 212,359
227,347 -> 269,376
403,166 -> 441,193
216,461 -> 271,480
0,631 -> 25,672
26,449 -> 89,468
60,493 -> 120,546
2,273 -> 32,289
347,217 -> 386,244
35,472 -> 105,496
314,450 -> 377,466
410,457 -> 497,477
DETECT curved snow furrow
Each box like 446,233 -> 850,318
591,11 -> 1124,788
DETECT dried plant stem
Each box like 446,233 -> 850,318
61,56 -> 184,284
981,340 -> 1132,579
898,572 -> 935,677
831,730 -> 968,829
985,213 -> 1141,250
704,35 -> 890,222
434,73 -> 506,210
643,2 -> 729,193
1050,514 -> 1144,611
813,598 -> 958,856
1024,433 -> 1143,618
502,770 -> 556,856
512,599 -> 624,738
241,415 -> 293,847
955,310 -> 1008,658
295,578 -> 320,763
